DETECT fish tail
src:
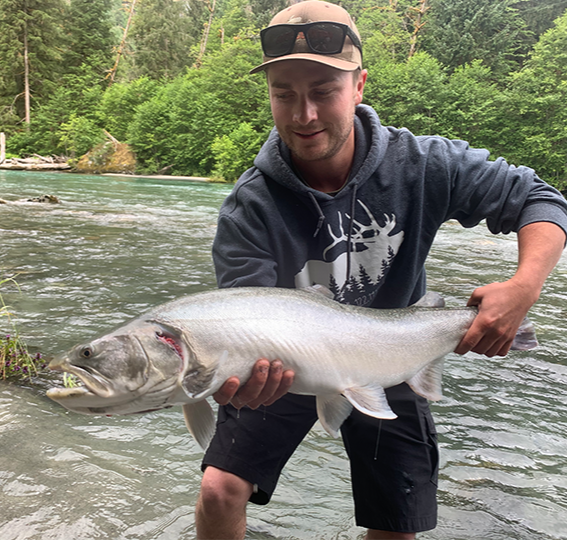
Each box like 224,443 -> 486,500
510,317 -> 538,350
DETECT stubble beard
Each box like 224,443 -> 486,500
284,109 -> 355,164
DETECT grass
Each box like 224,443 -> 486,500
0,277 -> 47,381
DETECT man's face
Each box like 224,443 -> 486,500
267,60 -> 366,165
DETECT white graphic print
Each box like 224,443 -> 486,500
295,200 -> 404,305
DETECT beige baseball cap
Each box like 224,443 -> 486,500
250,0 -> 362,74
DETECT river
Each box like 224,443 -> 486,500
1,170 -> 566,540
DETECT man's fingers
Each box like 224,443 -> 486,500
263,369 -> 294,407
246,360 -> 283,409
456,319 -> 515,357
212,377 -> 240,406
230,359 -> 270,408
213,359 -> 294,409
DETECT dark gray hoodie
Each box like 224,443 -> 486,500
213,104 -> 567,308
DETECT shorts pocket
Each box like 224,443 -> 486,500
424,411 -> 439,486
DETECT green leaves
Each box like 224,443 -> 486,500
127,37 -> 271,176
1,0 -> 566,189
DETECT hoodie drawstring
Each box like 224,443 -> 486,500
308,191 -> 326,237
341,182 -> 358,296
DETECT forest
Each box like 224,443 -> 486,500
0,0 -> 566,190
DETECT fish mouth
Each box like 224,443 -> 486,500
47,356 -> 114,402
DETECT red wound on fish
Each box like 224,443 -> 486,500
156,332 -> 184,358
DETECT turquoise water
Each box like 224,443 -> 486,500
1,170 -> 566,539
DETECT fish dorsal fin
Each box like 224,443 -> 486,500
342,384 -> 397,420
406,357 -> 444,401
316,394 -> 353,437
182,400 -> 216,450
302,284 -> 335,299
412,291 -> 445,308
511,317 -> 538,350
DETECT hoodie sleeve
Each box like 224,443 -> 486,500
425,137 -> 567,236
212,174 -> 279,288
213,213 -> 278,288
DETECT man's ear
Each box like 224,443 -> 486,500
354,69 -> 368,106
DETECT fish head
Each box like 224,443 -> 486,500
46,320 -> 188,415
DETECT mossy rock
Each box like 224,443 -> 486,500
75,141 -> 136,174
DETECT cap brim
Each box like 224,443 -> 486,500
250,53 -> 360,74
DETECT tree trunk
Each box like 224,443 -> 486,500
23,22 -> 31,126
0,133 -> 6,164
195,0 -> 217,67
408,0 -> 429,58
107,0 -> 137,85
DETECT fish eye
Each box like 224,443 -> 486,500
80,346 -> 93,358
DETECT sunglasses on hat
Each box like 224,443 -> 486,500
260,22 -> 362,58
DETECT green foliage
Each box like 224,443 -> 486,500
64,0 -> 115,75
129,0 -> 200,79
1,0 -> 566,188
6,69 -> 105,156
97,77 -> 159,142
58,114 -> 105,158
515,0 -> 567,48
422,0 -> 529,75
364,52 -> 447,135
0,0 -> 67,125
357,2 -> 414,64
128,37 -> 271,175
498,10 -> 567,187
0,278 -> 45,382
211,122 -> 263,181
436,60 -> 505,148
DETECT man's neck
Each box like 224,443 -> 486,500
292,129 -> 356,194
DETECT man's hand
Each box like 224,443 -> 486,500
454,280 -> 536,357
212,358 -> 295,409
455,222 -> 565,358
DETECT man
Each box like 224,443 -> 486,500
195,1 -> 567,538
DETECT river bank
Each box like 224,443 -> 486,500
0,165 -> 229,184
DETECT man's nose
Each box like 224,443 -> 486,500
293,96 -> 317,125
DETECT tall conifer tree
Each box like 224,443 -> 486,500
130,0 -> 200,79
0,0 -> 66,127
421,0 -> 528,75
64,0 -> 116,77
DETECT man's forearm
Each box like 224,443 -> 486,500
513,221 -> 566,303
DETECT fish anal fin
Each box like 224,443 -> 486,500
182,400 -> 216,451
316,394 -> 353,437
342,384 -> 397,420
406,358 -> 444,401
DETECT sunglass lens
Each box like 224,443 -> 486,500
306,23 -> 344,53
264,26 -> 297,56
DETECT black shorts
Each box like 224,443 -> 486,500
201,383 -> 438,533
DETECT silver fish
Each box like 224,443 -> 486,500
46,286 -> 537,449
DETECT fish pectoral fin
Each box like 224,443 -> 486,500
316,394 -> 353,438
182,400 -> 216,451
406,357 -> 444,401
342,384 -> 397,420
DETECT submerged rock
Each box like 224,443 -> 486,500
0,194 -> 61,204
